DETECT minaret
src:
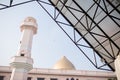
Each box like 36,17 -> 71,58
10,17 -> 38,80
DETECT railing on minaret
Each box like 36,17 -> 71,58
10,17 -> 38,80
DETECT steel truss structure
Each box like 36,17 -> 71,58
0,0 -> 120,71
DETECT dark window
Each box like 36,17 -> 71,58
66,78 -> 69,80
37,78 -> 44,80
27,77 -> 32,80
50,78 -> 57,80
21,54 -> 24,56
0,76 -> 4,80
71,78 -> 74,80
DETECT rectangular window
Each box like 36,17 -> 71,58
37,78 -> 44,80
0,76 -> 4,80
50,78 -> 58,80
27,77 -> 32,80
21,54 -> 24,56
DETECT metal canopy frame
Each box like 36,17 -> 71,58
0,0 -> 120,71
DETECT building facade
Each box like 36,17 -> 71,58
0,66 -> 116,80
0,56 -> 117,80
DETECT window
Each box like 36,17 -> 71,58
66,78 -> 69,80
0,76 -> 4,80
66,78 -> 79,80
27,77 -> 32,80
71,78 -> 74,80
21,54 -> 24,56
20,41 -> 21,44
50,78 -> 58,80
37,78 -> 44,80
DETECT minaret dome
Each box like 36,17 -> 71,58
20,17 -> 38,34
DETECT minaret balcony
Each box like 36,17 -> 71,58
10,56 -> 33,71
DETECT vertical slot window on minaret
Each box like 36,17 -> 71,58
20,41 -> 21,44
20,50 -> 25,56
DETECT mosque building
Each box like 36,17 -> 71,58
0,17 -> 117,80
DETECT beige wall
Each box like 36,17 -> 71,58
0,66 -> 116,80
0,73 -> 11,80
0,72 -> 116,80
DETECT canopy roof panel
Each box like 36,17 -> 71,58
50,0 -> 120,71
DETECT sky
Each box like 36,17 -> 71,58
0,0 -> 110,71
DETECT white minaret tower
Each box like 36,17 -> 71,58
10,17 -> 38,80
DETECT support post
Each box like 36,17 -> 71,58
115,55 -> 120,80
